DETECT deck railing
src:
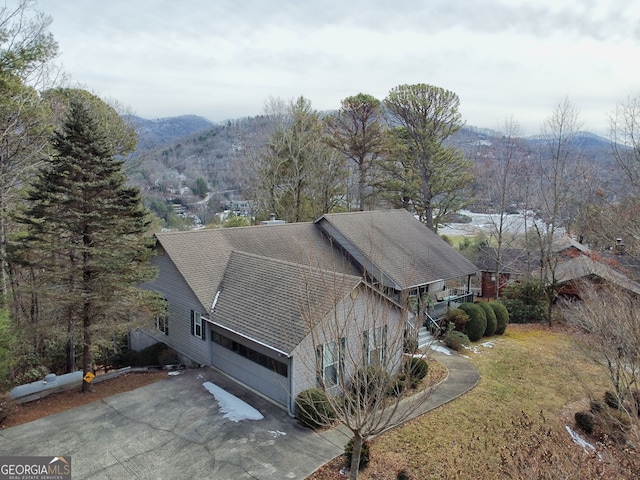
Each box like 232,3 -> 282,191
427,289 -> 474,322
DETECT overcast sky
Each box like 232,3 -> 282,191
32,0 -> 640,135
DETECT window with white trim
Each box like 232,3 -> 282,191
317,339 -> 344,388
155,315 -> 168,335
190,310 -> 205,340
364,325 -> 387,366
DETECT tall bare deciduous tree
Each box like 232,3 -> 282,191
607,93 -> 640,254
532,97 -> 585,323
296,264 -> 432,479
611,94 -> 640,192
477,118 -> 535,298
324,93 -> 385,211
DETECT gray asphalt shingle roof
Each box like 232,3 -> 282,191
316,209 -> 478,289
211,251 -> 361,355
155,222 -> 357,313
154,209 -> 480,353
476,247 -> 541,274
552,255 -> 640,296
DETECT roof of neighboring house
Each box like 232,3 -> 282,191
552,235 -> 591,255
210,251 -> 362,355
551,255 -> 640,297
315,209 -> 478,290
476,247 -> 541,274
600,253 -> 640,283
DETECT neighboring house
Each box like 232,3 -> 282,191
140,209 -> 478,415
476,236 -> 590,299
477,236 -> 640,300
551,254 -> 640,298
476,247 -> 540,299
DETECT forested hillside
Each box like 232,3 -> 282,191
128,113 -> 616,231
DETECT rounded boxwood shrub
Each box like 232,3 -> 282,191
295,388 -> 335,429
405,357 -> 429,387
439,308 -> 469,333
475,301 -> 497,336
443,329 -> 470,351
575,410 -> 594,434
489,301 -> 509,335
457,303 -> 487,342
344,438 -> 371,471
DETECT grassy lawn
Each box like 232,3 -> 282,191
353,324 -> 632,479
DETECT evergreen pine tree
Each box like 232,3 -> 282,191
19,98 -> 159,391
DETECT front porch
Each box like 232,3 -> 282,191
414,284 -> 475,349
428,287 -> 474,322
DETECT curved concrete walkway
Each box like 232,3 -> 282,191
311,347 -> 481,470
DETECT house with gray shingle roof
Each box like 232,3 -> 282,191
140,209 -> 478,414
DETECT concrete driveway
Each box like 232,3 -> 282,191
0,367 -> 347,480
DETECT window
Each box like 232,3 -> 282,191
190,310 -> 205,340
364,325 -> 387,366
155,298 -> 169,335
155,315 -> 168,335
317,339 -> 345,388
211,331 -> 288,377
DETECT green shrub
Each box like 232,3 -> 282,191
501,280 -> 548,323
604,391 -> 621,410
575,411 -> 594,434
489,301 -> 509,335
443,329 -> 470,351
458,303 -> 487,342
295,388 -> 335,429
352,366 -> 392,401
344,438 -> 371,471
397,469 -> 411,480
405,357 -> 429,387
439,308 -> 469,332
475,302 -> 497,336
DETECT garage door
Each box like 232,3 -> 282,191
210,342 -> 290,407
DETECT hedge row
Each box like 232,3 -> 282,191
444,301 -> 510,342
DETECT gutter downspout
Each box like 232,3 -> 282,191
287,357 -> 295,417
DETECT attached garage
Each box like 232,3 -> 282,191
208,325 -> 291,407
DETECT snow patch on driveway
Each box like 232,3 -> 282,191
202,381 -> 264,422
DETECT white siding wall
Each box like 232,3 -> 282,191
290,287 -> 406,402
142,253 -> 210,365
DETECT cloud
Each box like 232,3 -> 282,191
33,0 -> 640,133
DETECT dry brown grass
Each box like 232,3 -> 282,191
309,324 -> 639,479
